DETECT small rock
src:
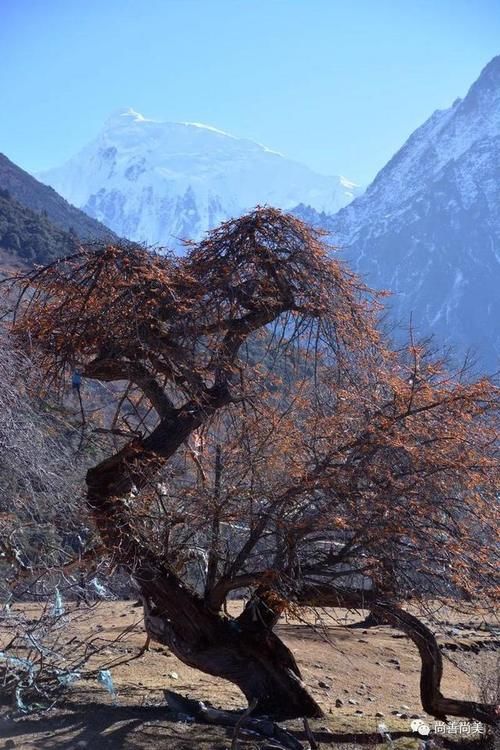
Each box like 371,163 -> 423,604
357,638 -> 369,643
375,711 -> 385,718
388,658 -> 400,665
348,698 -> 358,705
355,709 -> 364,715
318,680 -> 330,689
411,713 -> 421,719
401,704 -> 410,710
400,713 -> 409,720
391,709 -> 401,715
335,698 -> 344,707
168,671 -> 179,680
367,697 -> 375,702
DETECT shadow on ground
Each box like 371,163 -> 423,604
0,701 -> 414,750
0,702 -> 491,749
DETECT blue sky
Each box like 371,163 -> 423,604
1,0 -> 499,183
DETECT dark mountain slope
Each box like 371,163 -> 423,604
0,153 -> 117,242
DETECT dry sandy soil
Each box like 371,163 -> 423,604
0,601 -> 498,750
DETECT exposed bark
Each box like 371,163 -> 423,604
141,581 -> 322,720
297,584 -> 499,726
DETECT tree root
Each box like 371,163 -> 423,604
163,690 -> 305,749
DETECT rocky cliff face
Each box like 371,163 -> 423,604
296,56 -> 500,373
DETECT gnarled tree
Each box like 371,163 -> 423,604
8,207 -> 499,724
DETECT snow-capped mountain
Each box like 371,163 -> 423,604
38,109 -> 359,249
297,55 -> 500,373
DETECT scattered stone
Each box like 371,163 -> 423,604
401,704 -> 410,710
168,671 -> 179,680
348,698 -> 358,705
367,697 -> 375,702
318,680 -> 330,689
355,709 -> 364,715
400,713 -> 409,719
391,709 -> 401,715
411,713 -> 421,719
335,698 -> 344,707
357,638 -> 369,643
375,711 -> 385,718
388,658 -> 400,665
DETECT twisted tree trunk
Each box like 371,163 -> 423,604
297,584 -> 499,726
142,584 -> 322,720
85,411 -> 322,720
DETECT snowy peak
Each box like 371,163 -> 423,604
38,112 -> 359,249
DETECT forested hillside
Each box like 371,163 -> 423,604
0,188 -> 77,265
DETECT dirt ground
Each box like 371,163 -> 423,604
0,601 -> 497,749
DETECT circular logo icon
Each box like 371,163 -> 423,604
410,719 -> 430,735
418,723 -> 431,736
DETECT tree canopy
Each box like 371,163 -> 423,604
7,207 -> 499,725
